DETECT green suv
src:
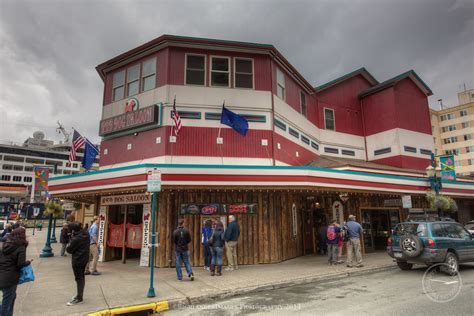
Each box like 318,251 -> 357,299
387,221 -> 474,275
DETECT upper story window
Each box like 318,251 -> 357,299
141,58 -> 156,92
234,58 -> 253,89
185,54 -> 205,86
460,110 -> 468,117
126,64 -> 140,97
324,108 -> 335,131
210,56 -> 230,87
12,176 -> 22,182
442,125 -> 457,132
276,68 -> 285,99
464,134 -> 472,141
23,176 -> 33,183
112,70 -> 125,101
300,92 -> 307,117
1,175 -> 11,181
462,122 -> 470,128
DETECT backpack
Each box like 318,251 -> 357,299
327,226 -> 337,241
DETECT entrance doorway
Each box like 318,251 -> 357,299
361,209 -> 400,252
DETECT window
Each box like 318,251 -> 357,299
3,155 -> 24,163
443,223 -> 470,239
25,158 -> 44,164
324,147 -> 339,154
2,165 -> 13,170
462,122 -> 470,128
464,134 -> 472,141
13,165 -> 23,171
1,175 -> 11,181
324,108 -> 335,131
276,68 -> 285,99
23,176 -> 33,183
455,160 -> 462,167
234,58 -> 253,89
126,64 -> 140,97
72,163 -> 78,168
431,223 -> 447,237
12,176 -> 22,182
443,136 -> 458,144
448,125 -> 456,131
469,159 -> 474,166
466,146 -> 474,153
24,166 -> 33,172
186,55 -> 205,85
460,110 -> 468,117
112,70 -> 125,101
342,150 -> 355,156
210,57 -> 230,87
447,113 -> 454,120
104,148 -> 108,155
141,58 -> 156,92
404,146 -> 417,153
374,147 -> 392,156
300,92 -> 307,117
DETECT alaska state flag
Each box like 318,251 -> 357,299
82,140 -> 99,170
220,106 -> 249,136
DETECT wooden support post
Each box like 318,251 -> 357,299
122,206 -> 128,264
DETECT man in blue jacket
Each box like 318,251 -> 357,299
224,215 -> 240,271
344,214 -> 363,268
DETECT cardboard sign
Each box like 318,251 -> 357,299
98,206 -> 107,262
332,201 -> 344,224
140,204 -> 151,267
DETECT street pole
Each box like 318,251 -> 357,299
50,216 -> 57,243
147,192 -> 157,298
40,213 -> 54,257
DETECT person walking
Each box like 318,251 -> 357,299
209,221 -> 225,276
172,218 -> 194,281
326,219 -> 340,265
66,222 -> 90,306
224,215 -> 240,271
201,220 -> 213,271
0,227 -> 31,316
85,216 -> 100,275
344,215 -> 363,268
60,223 -> 71,257
336,223 -> 346,264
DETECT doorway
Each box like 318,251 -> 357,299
361,209 -> 400,252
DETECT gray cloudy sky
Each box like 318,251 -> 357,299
1,0 -> 473,144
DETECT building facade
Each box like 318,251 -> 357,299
431,89 -> 474,176
49,35 -> 474,268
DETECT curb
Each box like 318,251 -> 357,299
167,264 -> 397,309
88,300 -> 169,315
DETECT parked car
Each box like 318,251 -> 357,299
387,221 -> 474,275
465,221 -> 474,235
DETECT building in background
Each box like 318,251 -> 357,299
431,89 -> 474,177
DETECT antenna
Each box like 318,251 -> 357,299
437,99 -> 444,110
56,121 -> 71,143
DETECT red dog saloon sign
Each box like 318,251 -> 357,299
99,104 -> 159,136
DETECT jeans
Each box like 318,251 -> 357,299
327,244 -> 338,264
210,246 -> 223,266
175,250 -> 193,280
203,245 -> 212,267
225,241 -> 238,269
85,244 -> 99,273
0,285 -> 17,316
347,238 -> 363,266
60,243 -> 67,256
72,264 -> 86,300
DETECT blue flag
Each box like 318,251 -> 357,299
82,140 -> 99,170
220,106 -> 249,136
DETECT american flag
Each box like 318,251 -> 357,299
69,130 -> 85,163
171,97 -> 182,136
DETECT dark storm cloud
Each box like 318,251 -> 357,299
0,0 -> 473,144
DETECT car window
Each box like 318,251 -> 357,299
431,223 -> 447,237
442,223 -> 469,239
395,223 -> 426,237
465,223 -> 474,230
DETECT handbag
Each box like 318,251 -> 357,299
18,264 -> 35,284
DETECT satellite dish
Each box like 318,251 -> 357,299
33,131 -> 45,140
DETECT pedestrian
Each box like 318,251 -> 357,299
172,218 -> 194,281
60,223 -> 71,257
344,215 -> 363,268
337,223 -> 346,264
0,224 -> 12,242
201,220 -> 213,271
85,216 -> 100,275
0,227 -> 31,316
318,219 -> 328,255
209,221 -> 225,276
224,215 -> 240,271
326,219 -> 340,265
66,222 -> 90,306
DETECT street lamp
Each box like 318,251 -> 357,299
426,153 -> 443,195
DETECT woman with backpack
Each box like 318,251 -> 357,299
201,220 -> 213,271
209,221 -> 225,276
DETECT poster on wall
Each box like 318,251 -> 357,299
33,167 -> 49,201
140,204 -> 151,267
98,206 -> 107,262
332,201 -> 344,224
439,155 -> 456,181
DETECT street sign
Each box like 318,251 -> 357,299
147,168 -> 161,192
402,195 -> 412,208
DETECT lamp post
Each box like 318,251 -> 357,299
50,216 -> 57,243
426,153 -> 443,195
40,213 -> 54,257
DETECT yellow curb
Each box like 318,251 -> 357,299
88,301 -> 169,315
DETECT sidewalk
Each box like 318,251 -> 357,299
15,228 -> 396,315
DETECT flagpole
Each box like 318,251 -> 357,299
218,101 -> 225,165
170,96 -> 177,164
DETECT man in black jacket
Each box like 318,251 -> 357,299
66,222 -> 90,306
224,215 -> 240,271
172,218 -> 194,281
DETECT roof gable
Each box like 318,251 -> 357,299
315,67 -> 379,92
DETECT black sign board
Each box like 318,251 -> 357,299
180,203 -> 257,215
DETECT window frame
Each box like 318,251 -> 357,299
276,68 -> 285,100
185,53 -> 207,86
112,70 -> 126,101
141,57 -> 156,92
209,55 -> 231,88
464,134 -> 472,141
300,91 -> 307,117
233,57 -> 254,89
126,64 -> 141,97
324,107 -> 336,131
460,110 -> 468,117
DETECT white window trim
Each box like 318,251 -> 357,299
276,68 -> 285,100
300,91 -> 307,117
126,64 -> 141,97
184,53 -> 207,86
324,107 -> 336,131
141,57 -> 157,92
210,55 -> 231,88
233,57 -> 254,89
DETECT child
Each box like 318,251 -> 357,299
60,223 -> 71,256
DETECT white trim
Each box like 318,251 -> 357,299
233,57 -> 254,89
184,53 -> 207,86
209,55 -> 231,88
324,107 -> 335,131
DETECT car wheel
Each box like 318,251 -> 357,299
443,252 -> 459,276
397,261 -> 413,270
399,234 -> 423,257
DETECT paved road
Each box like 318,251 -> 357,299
164,264 -> 474,316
